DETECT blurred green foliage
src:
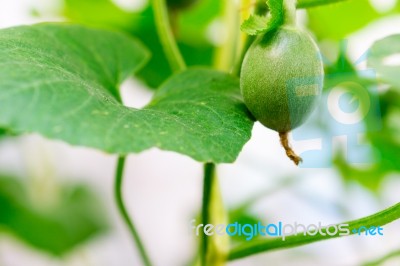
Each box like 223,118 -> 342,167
167,0 -> 198,10
334,34 -> 400,192
307,0 -> 400,40
368,34 -> 400,89
0,128 -> 6,139
0,176 -> 108,256
228,208 -> 261,243
63,0 -> 221,88
333,88 -> 400,191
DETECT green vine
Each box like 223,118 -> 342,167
201,163 -> 229,266
115,156 -> 152,266
153,0 -> 186,72
228,202 -> 400,260
200,163 -> 214,266
152,1 -> 226,264
297,0 -> 348,9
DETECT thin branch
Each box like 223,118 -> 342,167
152,0 -> 186,72
297,0 -> 348,9
115,156 -> 152,266
228,202 -> 400,261
200,162 -> 215,266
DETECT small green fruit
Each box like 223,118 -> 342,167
240,27 -> 323,133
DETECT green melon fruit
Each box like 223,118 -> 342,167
240,26 -> 323,133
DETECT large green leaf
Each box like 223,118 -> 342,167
0,176 -> 108,255
0,24 -> 253,163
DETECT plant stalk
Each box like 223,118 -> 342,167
283,0 -> 297,26
153,0 -> 186,72
201,163 -> 228,266
297,0 -> 348,9
152,1 -> 231,264
115,156 -> 152,266
213,0 -> 241,72
228,202 -> 400,260
200,163 -> 214,266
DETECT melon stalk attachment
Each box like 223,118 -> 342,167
279,131 -> 302,166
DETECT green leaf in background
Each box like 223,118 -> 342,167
0,176 -> 108,255
241,0 -> 284,35
367,36 -> 400,173
332,34 -> 400,191
368,34 -> 400,89
0,128 -> 7,139
334,155 -> 384,192
175,0 -> 222,45
228,210 -> 261,243
297,0 -> 349,9
307,0 -> 383,40
335,89 -> 400,190
0,24 -> 253,163
64,0 -> 135,30
63,0 -> 220,88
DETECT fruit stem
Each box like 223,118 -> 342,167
283,0 -> 297,26
278,131 -> 302,165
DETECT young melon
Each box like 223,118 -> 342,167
241,27 -> 323,132
240,26 -> 323,165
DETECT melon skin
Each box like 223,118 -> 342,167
240,27 -> 324,132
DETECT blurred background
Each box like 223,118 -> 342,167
0,0 -> 400,265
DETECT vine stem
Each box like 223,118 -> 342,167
115,156 -> 152,266
213,0 -> 240,72
200,163 -> 214,266
153,0 -> 186,72
152,1 -> 228,264
228,202 -> 400,260
297,0 -> 348,9
201,163 -> 229,266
